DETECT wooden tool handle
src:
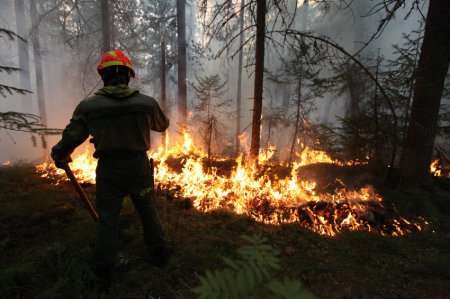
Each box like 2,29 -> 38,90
63,165 -> 99,222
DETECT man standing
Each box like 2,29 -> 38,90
51,50 -> 170,286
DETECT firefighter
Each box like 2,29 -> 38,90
51,50 -> 170,286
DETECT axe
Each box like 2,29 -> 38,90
62,164 -> 99,222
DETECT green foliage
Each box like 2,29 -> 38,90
130,0 -> 178,82
0,243 -> 96,299
0,28 -> 60,135
0,29 -> 30,97
0,83 -> 30,98
1,166 -> 450,298
0,261 -> 37,297
0,63 -> 31,98
0,111 -> 61,135
192,74 -> 229,157
36,243 -> 96,298
193,74 -> 228,112
193,235 -> 315,299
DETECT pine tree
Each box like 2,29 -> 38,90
400,0 -> 450,185
192,74 -> 229,159
0,29 -> 59,135
177,0 -> 188,124
249,0 -> 266,160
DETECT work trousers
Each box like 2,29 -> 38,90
93,152 -> 165,270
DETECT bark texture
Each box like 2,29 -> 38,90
399,0 -> 450,184
101,0 -> 112,52
30,1 -> 46,124
160,38 -> 167,147
177,0 -> 187,124
30,0 -> 47,149
14,0 -> 31,97
160,39 -> 167,113
250,0 -> 266,159
235,0 -> 245,154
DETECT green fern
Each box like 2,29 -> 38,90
193,235 -> 315,299
268,278 -> 315,299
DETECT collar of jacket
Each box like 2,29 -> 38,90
95,84 -> 139,99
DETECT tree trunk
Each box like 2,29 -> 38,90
207,94 -> 212,159
346,64 -> 362,158
207,120 -> 213,160
249,0 -> 266,160
301,0 -> 309,30
235,0 -> 245,155
346,65 -> 362,121
289,78 -> 302,166
177,0 -> 187,124
14,0 -> 31,109
399,0 -> 450,185
282,0 -> 308,113
372,55 -> 381,165
266,97 -> 273,148
321,99 -> 333,124
101,0 -> 112,52
160,38 -> 167,148
402,30 -> 422,143
30,0 -> 47,149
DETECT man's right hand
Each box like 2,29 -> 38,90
51,151 -> 72,169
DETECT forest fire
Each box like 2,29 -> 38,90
2,0 -> 449,296
431,159 -> 450,178
35,132 -> 425,237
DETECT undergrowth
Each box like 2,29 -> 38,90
193,235 -> 314,299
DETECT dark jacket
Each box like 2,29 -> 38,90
52,85 -> 169,159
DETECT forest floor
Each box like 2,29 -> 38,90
1,164 -> 450,299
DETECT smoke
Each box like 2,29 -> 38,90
0,0 -> 96,163
0,0 -> 429,164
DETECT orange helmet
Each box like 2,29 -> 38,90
97,49 -> 135,77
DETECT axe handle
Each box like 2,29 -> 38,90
150,158 -> 155,191
63,165 -> 99,222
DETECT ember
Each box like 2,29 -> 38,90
36,132 -> 426,236
431,159 -> 450,178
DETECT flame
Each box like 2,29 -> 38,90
238,132 -> 250,154
430,159 -> 441,176
297,146 -> 367,167
36,132 -> 426,236
430,159 -> 449,178
2,160 -> 11,166
36,148 -> 97,184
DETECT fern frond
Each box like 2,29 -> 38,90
268,278 -> 314,299
193,235 -> 316,299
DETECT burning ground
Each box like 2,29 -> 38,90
1,159 -> 450,298
37,132 -> 427,237
0,133 -> 447,298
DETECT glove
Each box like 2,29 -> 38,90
51,151 -> 72,169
